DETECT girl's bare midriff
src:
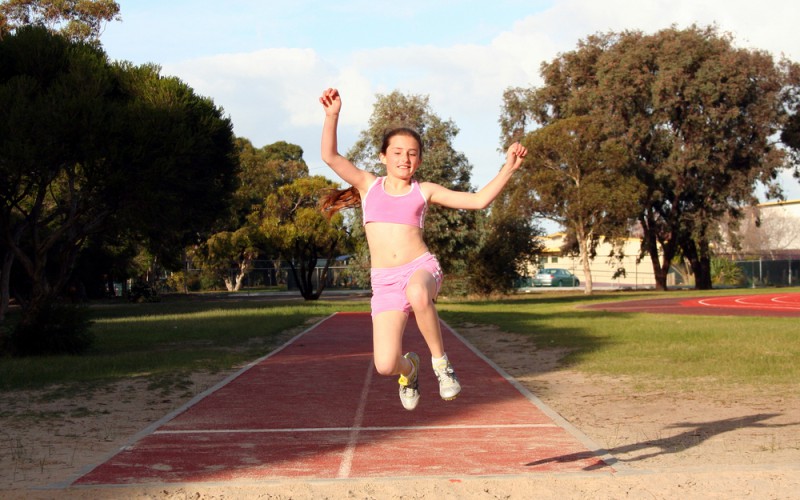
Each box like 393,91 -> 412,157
365,222 -> 429,268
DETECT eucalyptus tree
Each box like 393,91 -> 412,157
259,176 -> 352,300
191,139 -> 310,291
502,25 -> 794,290
0,27 -> 238,332
513,116 -> 640,294
781,61 -> 800,180
0,0 -> 120,44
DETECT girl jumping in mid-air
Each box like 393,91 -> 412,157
319,88 -> 527,410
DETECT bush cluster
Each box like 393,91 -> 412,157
4,302 -> 94,356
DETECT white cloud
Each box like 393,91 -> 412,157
163,48 -> 328,143
151,0 -> 800,197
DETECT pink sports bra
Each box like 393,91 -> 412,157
362,177 -> 427,228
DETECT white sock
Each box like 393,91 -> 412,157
432,353 -> 448,367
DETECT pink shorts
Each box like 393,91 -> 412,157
370,252 -> 443,316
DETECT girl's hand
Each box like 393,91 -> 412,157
505,142 -> 527,172
320,88 -> 342,116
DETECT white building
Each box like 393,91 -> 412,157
531,199 -> 800,289
531,232 -> 661,289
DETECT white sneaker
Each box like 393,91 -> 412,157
433,358 -> 461,400
398,352 -> 420,410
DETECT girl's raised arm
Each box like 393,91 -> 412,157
320,88 -> 374,191
426,142 -> 527,210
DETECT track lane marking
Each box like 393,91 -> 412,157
697,295 -> 800,310
153,423 -> 559,435
337,359 -> 374,478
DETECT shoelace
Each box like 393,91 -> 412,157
435,364 -> 458,383
400,382 -> 418,393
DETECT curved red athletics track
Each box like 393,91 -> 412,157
69,313 -> 616,487
584,292 -> 800,317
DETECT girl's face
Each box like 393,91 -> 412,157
380,134 -> 422,180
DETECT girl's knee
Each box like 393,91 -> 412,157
373,355 -> 400,376
406,282 -> 432,311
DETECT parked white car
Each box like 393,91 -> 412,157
532,268 -> 580,287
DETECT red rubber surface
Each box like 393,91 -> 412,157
73,313 -> 613,485
584,292 -> 800,317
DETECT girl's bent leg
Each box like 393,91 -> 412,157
372,310 -> 411,376
407,268 -> 461,400
406,269 -> 444,358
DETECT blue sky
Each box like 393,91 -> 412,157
101,0 -> 800,226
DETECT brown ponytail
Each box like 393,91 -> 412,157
319,185 -> 361,219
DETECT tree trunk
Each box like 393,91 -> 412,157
288,244 -> 318,300
684,238 -> 713,290
223,276 -> 235,292
643,227 -> 668,290
0,251 -> 13,322
640,213 -> 679,291
230,257 -> 251,292
693,257 -> 713,290
19,286 -> 55,329
578,230 -> 593,295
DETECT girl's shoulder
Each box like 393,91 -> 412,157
418,181 -> 447,201
355,171 -> 380,193
418,180 -> 447,192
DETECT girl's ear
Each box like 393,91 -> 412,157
379,152 -> 387,166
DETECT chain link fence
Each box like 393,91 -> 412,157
736,258 -> 799,287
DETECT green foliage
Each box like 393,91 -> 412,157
0,0 -> 121,45
780,60 -> 800,178
260,176 -> 353,300
0,298 -> 368,390
502,25 -> 795,291
164,271 -> 190,293
511,115 -> 638,293
0,26 -> 238,343
111,61 -> 239,267
4,302 -> 94,356
190,138 -> 312,292
711,257 -> 745,286
232,138 -> 309,221
127,280 -> 161,303
468,204 -> 542,295
440,272 -> 470,297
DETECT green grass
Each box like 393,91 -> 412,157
438,288 -> 800,390
0,297 -> 369,391
2,287 -> 798,395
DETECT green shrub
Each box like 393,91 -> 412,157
7,302 -> 94,356
127,280 -> 161,302
711,257 -> 745,286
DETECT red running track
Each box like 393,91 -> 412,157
584,292 -> 800,317
71,313 -> 615,486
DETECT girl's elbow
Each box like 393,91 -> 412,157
475,197 -> 493,210
320,152 -> 337,166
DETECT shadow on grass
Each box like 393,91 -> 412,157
440,304 -> 640,372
